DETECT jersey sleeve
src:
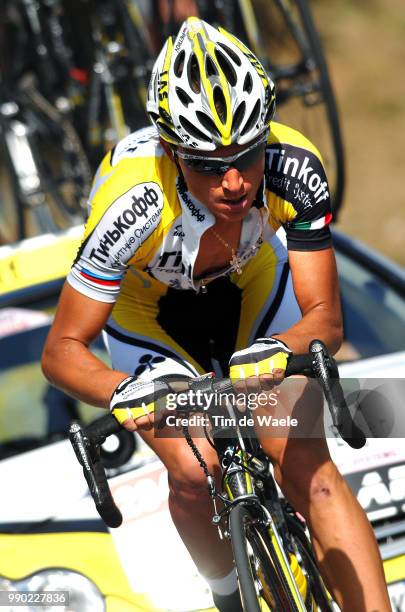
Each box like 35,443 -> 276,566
67,176 -> 164,303
265,138 -> 333,251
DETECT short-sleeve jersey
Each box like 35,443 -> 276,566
67,122 -> 332,303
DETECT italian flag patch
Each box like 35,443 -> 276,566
289,212 -> 333,230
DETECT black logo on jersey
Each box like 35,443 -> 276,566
120,137 -> 149,157
177,179 -> 205,222
157,250 -> 182,268
265,145 -> 330,210
134,354 -> 166,376
169,278 -> 182,289
89,183 -> 162,264
111,128 -> 155,164
173,224 -> 185,238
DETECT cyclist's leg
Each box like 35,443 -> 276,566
232,237 -> 390,610
256,384 -> 389,611
104,299 -> 236,583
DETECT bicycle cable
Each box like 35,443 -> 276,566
181,422 -> 215,486
181,421 -> 234,531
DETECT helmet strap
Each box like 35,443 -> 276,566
171,148 -> 189,191
252,180 -> 265,209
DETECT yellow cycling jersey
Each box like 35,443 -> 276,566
67,121 -> 332,304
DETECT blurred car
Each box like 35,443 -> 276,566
0,226 -> 404,611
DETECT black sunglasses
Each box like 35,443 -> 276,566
173,131 -> 268,176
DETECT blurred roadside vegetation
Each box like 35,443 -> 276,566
312,0 -> 405,265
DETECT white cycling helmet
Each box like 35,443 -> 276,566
147,17 -> 276,151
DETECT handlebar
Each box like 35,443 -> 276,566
69,339 -> 366,528
69,415 -> 122,528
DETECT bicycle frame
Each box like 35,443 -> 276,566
185,391 -> 309,610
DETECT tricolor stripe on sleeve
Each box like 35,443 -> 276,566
79,267 -> 123,287
67,258 -> 125,303
288,212 -> 332,231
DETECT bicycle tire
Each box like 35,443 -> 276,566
21,80 -> 91,219
83,0 -> 151,163
27,117 -> 89,222
230,503 -> 304,611
285,0 -> 344,218
110,0 -> 153,123
267,0 -> 344,218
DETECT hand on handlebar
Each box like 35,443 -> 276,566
110,377 -> 173,431
229,337 -> 292,391
70,342 -> 365,531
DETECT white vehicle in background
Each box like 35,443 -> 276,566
0,227 -> 404,611
328,351 -> 405,612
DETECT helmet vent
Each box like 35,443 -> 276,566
175,86 -> 193,107
188,53 -> 201,94
241,98 -> 260,136
264,99 -> 275,125
174,50 -> 186,77
217,43 -> 242,67
243,72 -> 253,94
213,86 -> 227,124
159,106 -> 173,125
196,111 -> 221,137
232,101 -> 246,133
179,115 -> 212,142
149,111 -> 159,123
205,56 -> 218,77
158,121 -> 182,143
214,49 -> 236,86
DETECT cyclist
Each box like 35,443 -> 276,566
42,17 -> 390,612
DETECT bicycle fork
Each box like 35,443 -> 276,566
223,454 -> 310,611
261,504 -> 310,610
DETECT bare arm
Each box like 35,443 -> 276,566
42,282 -> 128,408
276,247 -> 343,356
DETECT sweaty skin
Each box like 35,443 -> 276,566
42,139 -> 391,612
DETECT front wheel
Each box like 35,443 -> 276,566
229,503 -> 306,611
